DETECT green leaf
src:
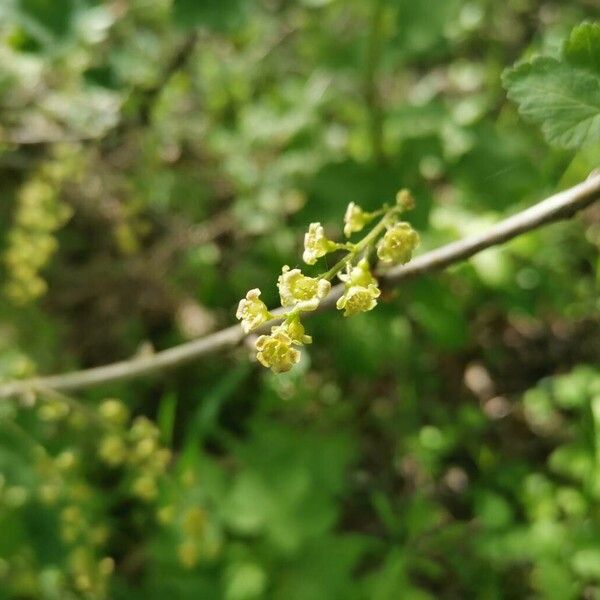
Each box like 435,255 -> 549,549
559,141 -> 600,187
172,0 -> 247,31
18,0 -> 75,37
503,56 -> 600,149
564,22 -> 600,74
394,0 -> 462,59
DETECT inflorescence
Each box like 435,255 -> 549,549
236,190 -> 420,373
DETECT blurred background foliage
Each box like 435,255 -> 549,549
0,0 -> 599,598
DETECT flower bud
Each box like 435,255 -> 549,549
99,557 -> 115,577
55,450 -> 77,471
131,474 -> 158,501
182,507 -> 206,537
285,319 -> 312,345
99,399 -> 129,427
339,257 -> 377,288
396,189 -> 415,211
130,416 -> 159,442
178,539 -> 199,569
157,504 -> 175,525
38,400 -> 69,422
98,435 -> 127,467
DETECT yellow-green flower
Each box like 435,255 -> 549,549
336,284 -> 381,316
396,189 -> 415,211
336,258 -> 381,316
285,319 -> 312,345
99,399 -> 129,426
377,222 -> 419,265
255,329 -> 301,373
98,435 -> 127,467
236,288 -> 271,333
338,257 -> 377,287
277,266 -> 331,311
303,222 -> 334,265
343,202 -> 369,237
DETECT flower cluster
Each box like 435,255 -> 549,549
96,399 -> 172,502
236,190 -> 420,373
3,386 -> 175,600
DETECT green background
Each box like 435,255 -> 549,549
0,0 -> 599,598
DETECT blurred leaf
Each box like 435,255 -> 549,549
18,0 -> 75,37
224,561 -> 267,600
504,58 -> 600,149
532,559 -> 578,600
563,22 -> 600,73
394,0 -> 462,59
157,392 -> 177,446
221,472 -> 271,535
475,491 -> 514,530
571,548 -> 600,580
409,279 -> 469,350
559,141 -> 600,187
172,0 -> 247,31
548,444 -> 594,482
503,23 -> 600,149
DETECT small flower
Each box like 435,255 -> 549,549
336,258 -> 381,316
131,474 -> 158,502
285,318 -> 312,345
336,284 -> 381,317
98,435 -> 127,467
343,202 -> 370,237
99,399 -> 129,426
377,222 -> 420,265
338,257 -> 377,288
278,266 -> 331,311
236,288 -> 271,333
303,222 -> 335,265
255,329 -> 301,373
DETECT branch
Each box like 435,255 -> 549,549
1,173 -> 599,399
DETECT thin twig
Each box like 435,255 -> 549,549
1,173 -> 599,399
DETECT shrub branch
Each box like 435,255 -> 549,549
1,172 -> 599,399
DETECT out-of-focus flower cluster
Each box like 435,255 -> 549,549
97,400 -> 172,502
156,469 -> 224,571
3,147 -> 81,304
236,190 -> 420,373
0,393 -> 172,599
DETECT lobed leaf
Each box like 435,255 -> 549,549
564,21 -> 600,74
503,56 -> 600,149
